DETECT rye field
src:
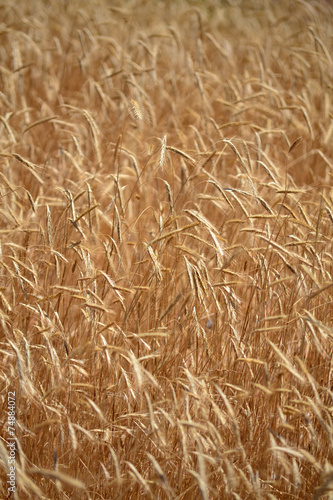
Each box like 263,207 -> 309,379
1,0 -> 333,498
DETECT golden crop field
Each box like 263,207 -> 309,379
1,0 -> 333,498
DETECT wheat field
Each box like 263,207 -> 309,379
1,0 -> 333,498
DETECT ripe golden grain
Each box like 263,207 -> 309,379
1,0 -> 333,498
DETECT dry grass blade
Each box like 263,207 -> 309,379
11,153 -> 44,184
26,467 -> 86,489
146,244 -> 163,282
165,145 -> 196,166
126,461 -> 153,497
23,115 -> 58,134
159,292 -> 182,322
149,222 -> 198,245
266,339 -> 305,382
159,134 -> 167,171
130,99 -> 143,121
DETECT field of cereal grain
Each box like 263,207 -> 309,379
1,1 -> 333,498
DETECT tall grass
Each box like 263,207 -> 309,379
1,0 -> 333,498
